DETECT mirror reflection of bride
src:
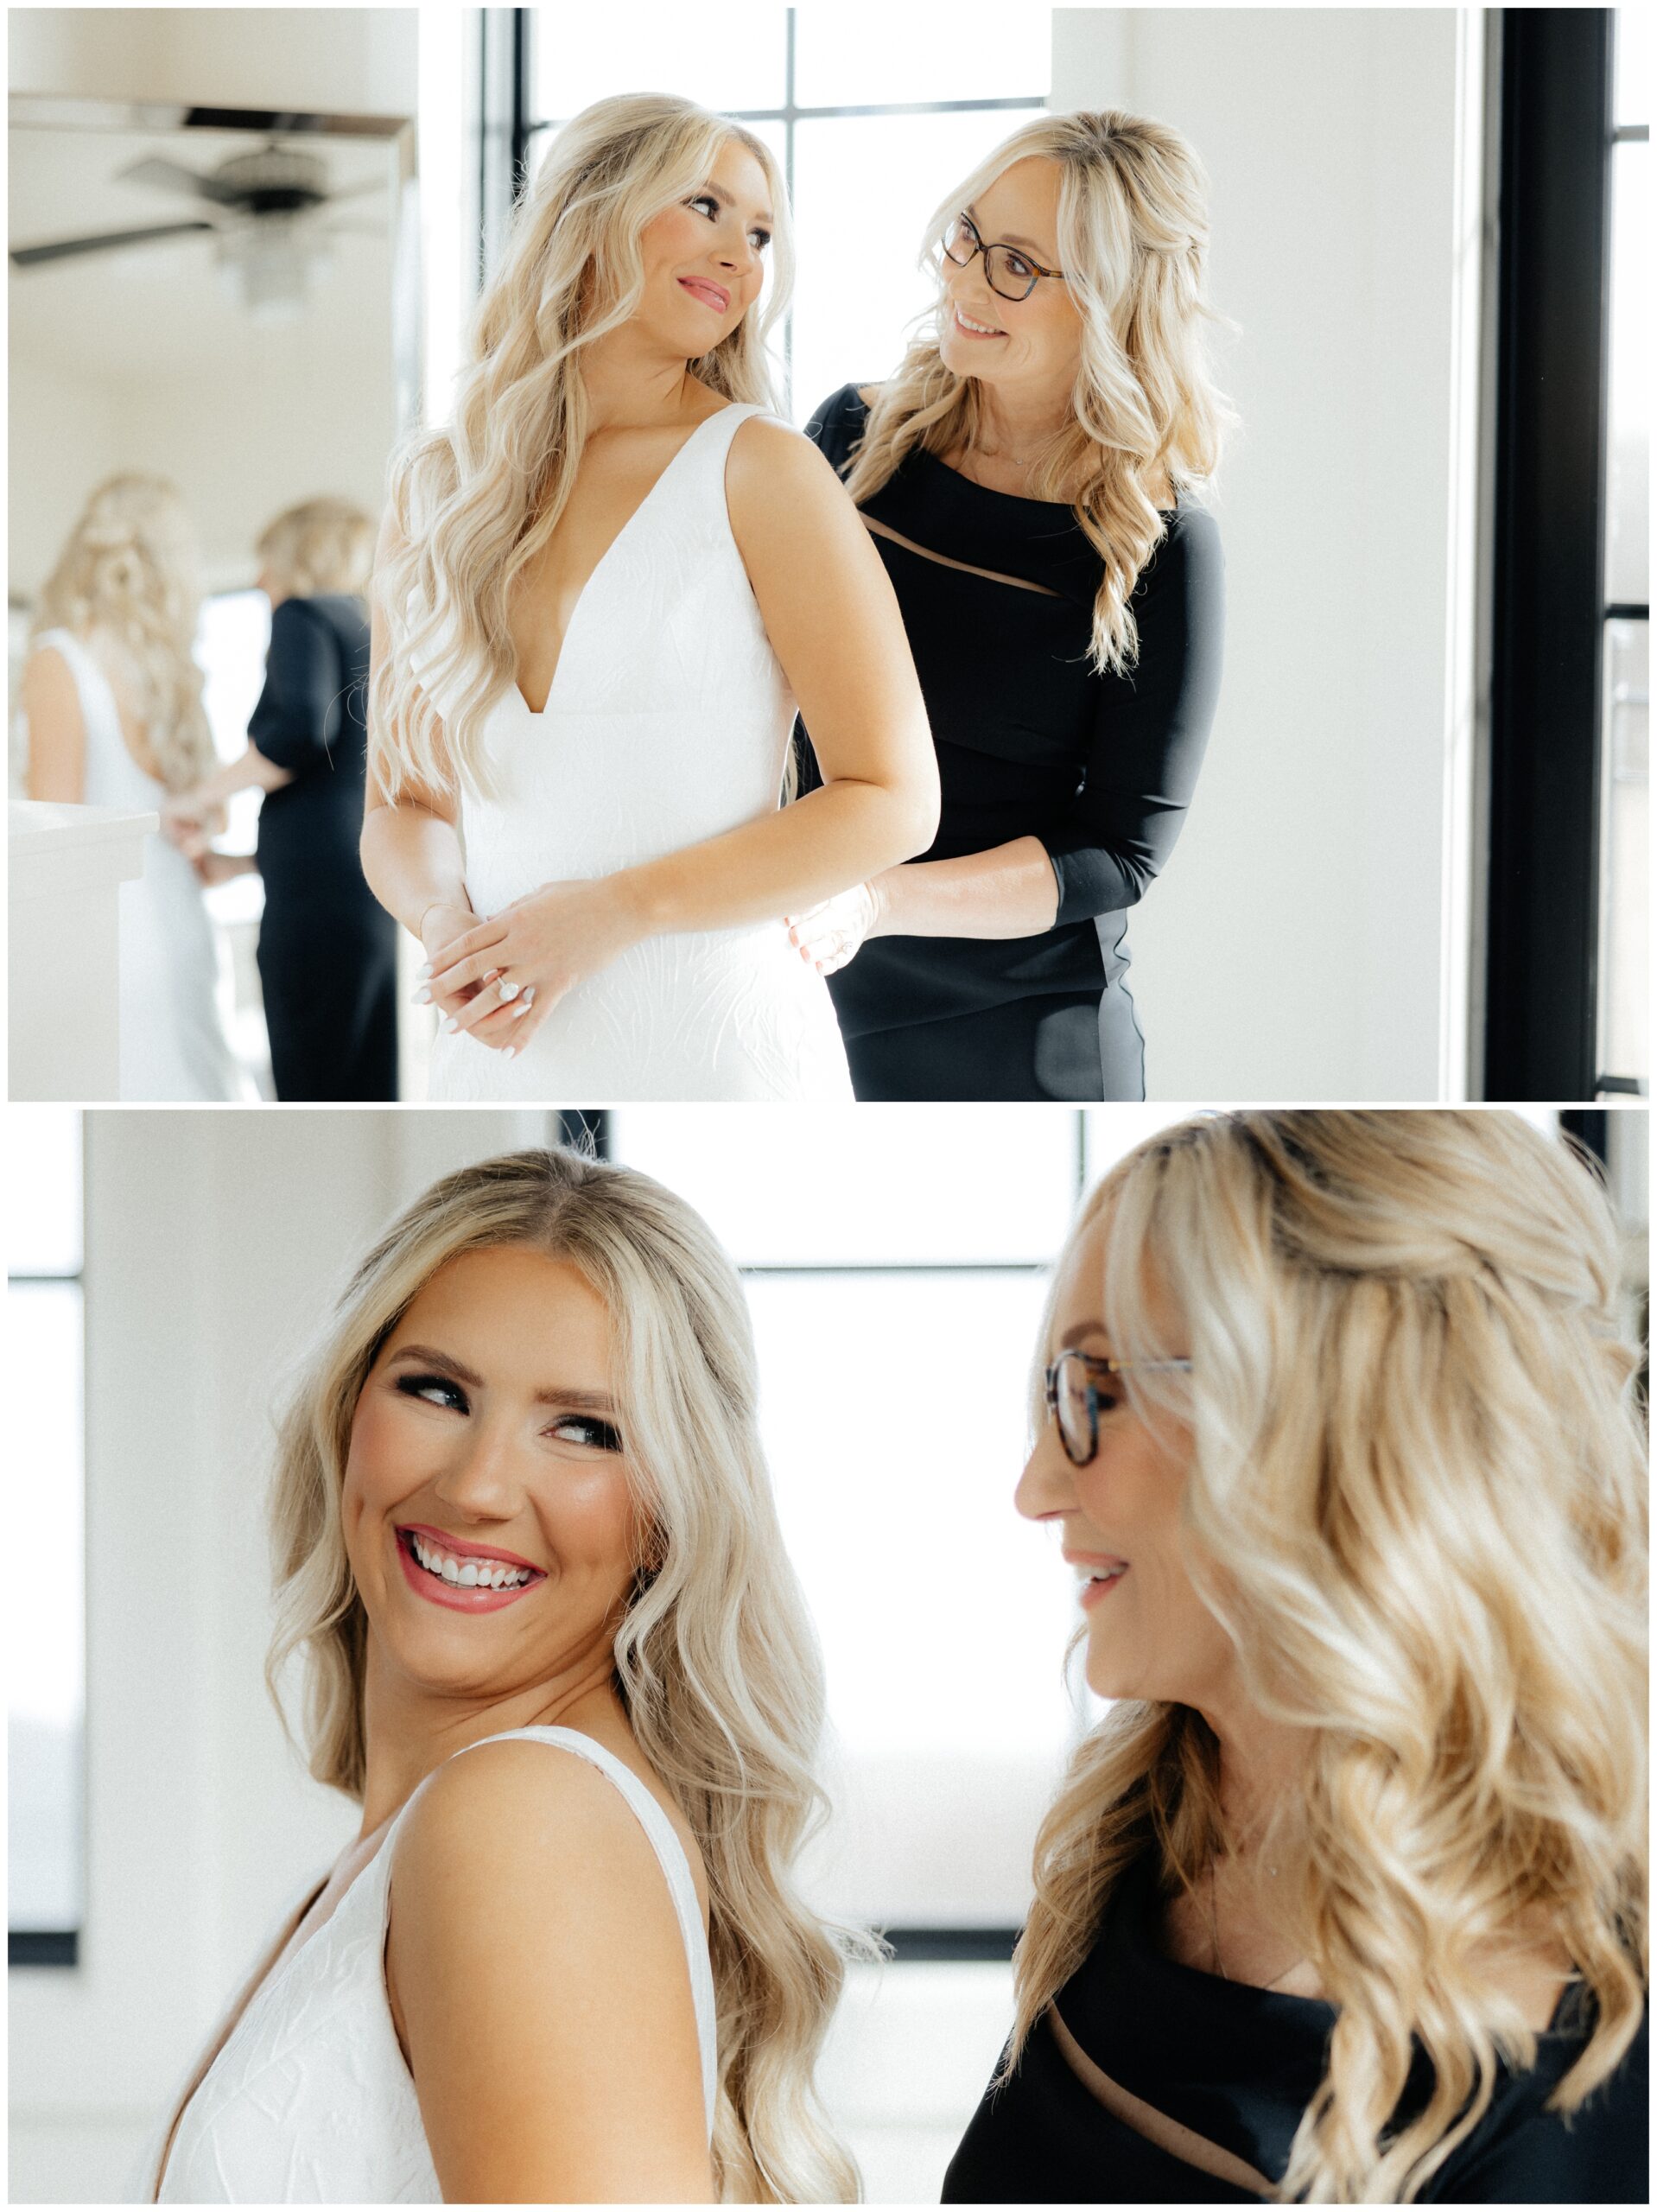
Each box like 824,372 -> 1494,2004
20,475 -> 239,1100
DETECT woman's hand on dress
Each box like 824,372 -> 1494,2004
191,849 -> 257,887
785,879 -> 885,974
422,877 -> 644,1057
160,791 -> 211,858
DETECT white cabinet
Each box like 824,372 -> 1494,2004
10,800 -> 154,1101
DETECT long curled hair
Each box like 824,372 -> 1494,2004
371,94 -> 792,800
842,109 -> 1233,676
263,1147 -> 859,2202
30,473 -> 213,789
1011,1109 -> 1647,2202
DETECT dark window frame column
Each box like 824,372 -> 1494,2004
1482,10 -> 1616,1101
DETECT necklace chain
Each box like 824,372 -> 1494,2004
1206,1853 -> 1303,1993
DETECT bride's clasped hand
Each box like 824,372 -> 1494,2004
416,877 -> 646,1056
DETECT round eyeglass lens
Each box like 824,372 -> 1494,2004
1053,1351 -> 1095,1462
942,214 -> 975,266
984,245 -> 1037,301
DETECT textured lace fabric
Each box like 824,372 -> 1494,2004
421,403 -> 854,1102
145,1727 -> 718,2202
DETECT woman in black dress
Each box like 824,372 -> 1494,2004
947,1111 -> 1647,2202
165,499 -> 398,1099
792,111 -> 1226,1101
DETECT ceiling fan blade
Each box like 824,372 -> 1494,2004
321,176 -> 388,207
117,156 -> 245,207
10,220 -> 217,268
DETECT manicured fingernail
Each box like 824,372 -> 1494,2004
413,987 -> 430,1004
498,980 -> 520,1000
443,1017 -> 459,1033
416,963 -> 431,979
521,986 -> 535,1007
502,1046 -> 516,1061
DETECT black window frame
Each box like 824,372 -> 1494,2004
1484,8 -> 1647,1101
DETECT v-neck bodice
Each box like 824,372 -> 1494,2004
416,399 -> 854,1103
508,406 -> 740,717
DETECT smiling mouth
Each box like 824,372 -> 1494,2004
953,304 -> 1005,338
397,1527 -> 543,1592
678,276 -> 730,312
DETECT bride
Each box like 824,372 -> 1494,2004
20,474 -> 238,1101
365,93 -> 938,1101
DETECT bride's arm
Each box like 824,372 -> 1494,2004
386,1743 -> 714,2203
359,515 -> 481,1012
628,413 -> 939,924
429,420 -> 937,1048
22,646 -> 88,803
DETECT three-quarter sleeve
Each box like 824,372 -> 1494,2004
246,599 -> 347,774
1044,505 -> 1224,927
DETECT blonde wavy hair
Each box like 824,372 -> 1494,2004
257,496 -> 376,601
1011,1109 -> 1647,2202
263,1147 -> 860,2203
842,109 -> 1233,676
30,473 -> 213,790
371,93 -> 791,800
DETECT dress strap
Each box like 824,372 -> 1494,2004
418,1726 -> 720,2137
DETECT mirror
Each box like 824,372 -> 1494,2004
8,94 -> 416,1097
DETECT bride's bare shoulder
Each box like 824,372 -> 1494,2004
384,1738 -> 710,2198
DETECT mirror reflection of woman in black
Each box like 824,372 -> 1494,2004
791,111 -> 1228,1103
166,499 -> 398,1101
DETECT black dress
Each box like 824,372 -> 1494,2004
798,384 -> 1223,1102
944,1853 -> 1648,2202
249,594 -> 397,1101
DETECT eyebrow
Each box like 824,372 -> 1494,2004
965,202 -> 1051,257
702,180 -> 775,227
387,1344 -> 619,1414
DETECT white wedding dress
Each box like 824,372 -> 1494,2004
26,629 -> 238,1101
420,404 -> 854,1102
140,1726 -> 718,2202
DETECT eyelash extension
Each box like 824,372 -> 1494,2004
397,1373 -> 621,1452
397,1371 -> 467,1410
687,193 -> 771,250
556,1414 -> 625,1453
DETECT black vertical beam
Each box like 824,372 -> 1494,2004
1483,10 -> 1615,1101
510,7 -> 532,200
1559,1108 -> 1609,1165
555,1110 -> 611,1157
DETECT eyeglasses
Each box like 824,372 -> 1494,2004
940,211 -> 1067,303
1043,1348 -> 1193,1466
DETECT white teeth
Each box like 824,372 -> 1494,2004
955,307 -> 1001,334
408,1534 -> 530,1589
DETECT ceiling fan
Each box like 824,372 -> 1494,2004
10,142 -> 385,317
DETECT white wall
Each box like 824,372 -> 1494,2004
9,8 -> 417,115
1052,10 -> 1476,1099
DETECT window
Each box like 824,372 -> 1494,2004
606,1103 -> 1181,1948
7,1109 -> 86,1966
516,5 -> 1050,423
195,588 -> 275,1094
1598,15 -> 1648,1089
1484,8 -> 1647,1100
